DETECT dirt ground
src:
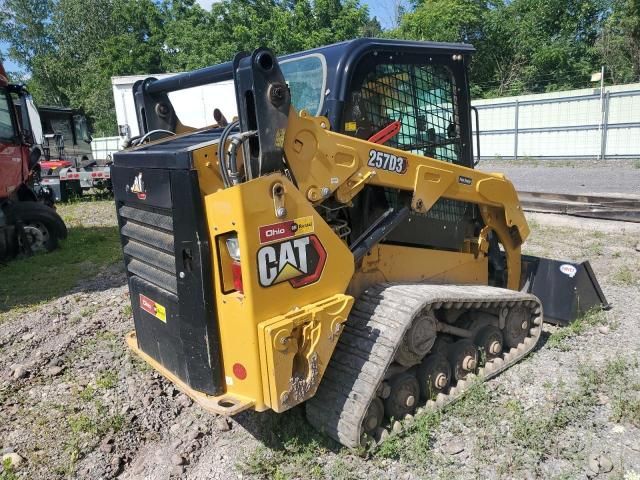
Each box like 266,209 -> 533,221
1,201 -> 639,480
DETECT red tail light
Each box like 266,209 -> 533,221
225,236 -> 243,294
230,261 -> 244,293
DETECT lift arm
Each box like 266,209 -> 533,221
283,109 -> 529,290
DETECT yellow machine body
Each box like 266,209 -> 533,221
125,106 -> 529,416
114,41 -> 603,448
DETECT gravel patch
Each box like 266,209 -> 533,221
479,159 -> 640,196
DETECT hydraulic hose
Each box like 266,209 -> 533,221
227,130 -> 257,185
218,120 -> 239,188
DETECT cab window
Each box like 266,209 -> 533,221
44,114 -> 75,145
74,115 -> 91,143
281,54 -> 326,116
344,62 -> 463,166
0,89 -> 16,140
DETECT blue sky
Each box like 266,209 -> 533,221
1,0 -> 398,73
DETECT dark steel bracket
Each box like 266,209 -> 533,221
232,48 -> 291,179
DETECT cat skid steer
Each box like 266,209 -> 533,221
112,39 -> 607,447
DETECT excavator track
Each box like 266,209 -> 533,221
306,283 -> 543,448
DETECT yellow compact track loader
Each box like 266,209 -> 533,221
112,39 -> 608,447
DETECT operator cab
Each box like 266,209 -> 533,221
280,39 -> 475,168
132,39 -> 480,254
280,39 -> 478,254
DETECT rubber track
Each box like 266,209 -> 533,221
306,283 -> 543,448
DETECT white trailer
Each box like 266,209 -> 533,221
112,74 -> 238,138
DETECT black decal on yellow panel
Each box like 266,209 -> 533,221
257,234 -> 326,288
367,149 -> 408,174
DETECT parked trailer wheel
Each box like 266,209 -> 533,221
60,180 -> 82,202
9,202 -> 68,253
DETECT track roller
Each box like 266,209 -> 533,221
417,353 -> 451,399
448,340 -> 478,381
383,372 -> 419,420
474,325 -> 504,358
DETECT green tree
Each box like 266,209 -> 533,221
2,0 -> 373,135
395,0 -> 487,43
481,0 -> 606,96
0,0 -> 65,103
598,0 -> 640,83
202,0 -> 371,63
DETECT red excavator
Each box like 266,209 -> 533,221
0,61 -> 67,260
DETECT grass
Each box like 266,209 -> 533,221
612,396 -> 640,427
27,393 -> 126,478
55,390 -> 125,476
376,404 -> 442,461
96,370 -> 118,389
0,199 -> 121,313
239,354 -> 639,478
580,357 -> 640,427
68,331 -> 122,366
0,226 -> 121,312
633,159 -> 640,169
603,358 -> 640,427
547,308 -> 607,350
612,265 -> 637,286
0,458 -> 18,480
587,240 -> 604,256
239,408 -> 342,480
373,360 -> 635,478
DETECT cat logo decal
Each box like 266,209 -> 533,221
257,235 -> 326,288
126,172 -> 147,200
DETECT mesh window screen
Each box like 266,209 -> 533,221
354,63 -> 462,164
346,62 -> 470,224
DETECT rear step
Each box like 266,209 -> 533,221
306,283 -> 542,448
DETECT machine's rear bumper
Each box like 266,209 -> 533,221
125,331 -> 254,416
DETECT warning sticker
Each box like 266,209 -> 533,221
259,215 -> 314,244
139,294 -> 167,322
344,122 -> 357,132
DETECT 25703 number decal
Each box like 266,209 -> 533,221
367,149 -> 407,174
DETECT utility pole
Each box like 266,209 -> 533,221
592,66 -> 606,160
599,66 -> 606,161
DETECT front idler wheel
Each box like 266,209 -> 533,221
362,397 -> 384,438
395,313 -> 437,367
384,372 -> 419,420
504,306 -> 530,348
448,340 -> 478,381
417,353 -> 451,399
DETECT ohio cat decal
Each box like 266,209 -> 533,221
258,215 -> 314,244
257,235 -> 326,288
